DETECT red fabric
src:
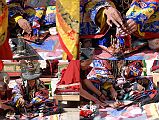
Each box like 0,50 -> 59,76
58,60 -> 80,85
151,60 -> 159,72
123,35 -> 131,48
80,110 -> 93,117
149,90 -> 157,99
134,32 -> 159,39
49,60 -> 59,74
80,33 -> 105,39
61,68 -> 67,79
0,60 -> 4,71
58,33 -> 73,60
0,37 -> 12,60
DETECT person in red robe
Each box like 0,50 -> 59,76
0,0 -> 13,59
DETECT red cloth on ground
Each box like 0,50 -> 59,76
58,60 -> 80,85
0,38 -> 12,59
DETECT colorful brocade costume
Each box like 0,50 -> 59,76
7,0 -> 56,36
126,0 -> 159,39
0,0 -> 12,59
56,0 -> 80,60
86,60 -> 113,90
12,79 -> 49,108
80,0 -> 159,39
80,0 -> 114,38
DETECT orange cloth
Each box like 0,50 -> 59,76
0,38 -> 13,60
0,2 -> 13,59
58,60 -> 80,85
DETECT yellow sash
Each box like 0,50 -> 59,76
56,0 -> 79,60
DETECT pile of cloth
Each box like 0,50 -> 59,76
55,60 -> 80,95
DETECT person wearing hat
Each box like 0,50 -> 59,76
12,61 -> 49,114
80,48 -> 115,108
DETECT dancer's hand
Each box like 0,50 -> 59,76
94,99 -> 109,108
105,7 -> 126,30
18,98 -> 25,106
116,27 -> 129,37
17,18 -> 32,34
110,87 -> 117,99
125,19 -> 138,34
98,93 -> 107,102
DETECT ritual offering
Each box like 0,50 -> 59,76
23,31 -> 50,43
80,104 -> 99,119
100,34 -> 132,57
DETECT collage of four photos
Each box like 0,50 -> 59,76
0,0 -> 159,119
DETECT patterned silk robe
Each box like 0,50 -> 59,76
80,0 -> 114,38
126,0 -> 159,39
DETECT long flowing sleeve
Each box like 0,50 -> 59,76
89,0 -> 115,25
80,0 -> 115,38
126,0 -> 159,25
7,0 -> 25,19
7,0 -> 25,30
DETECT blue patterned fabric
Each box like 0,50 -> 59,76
80,0 -> 111,36
89,60 -> 112,83
126,0 -> 159,34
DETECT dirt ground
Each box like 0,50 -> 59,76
60,108 -> 79,120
